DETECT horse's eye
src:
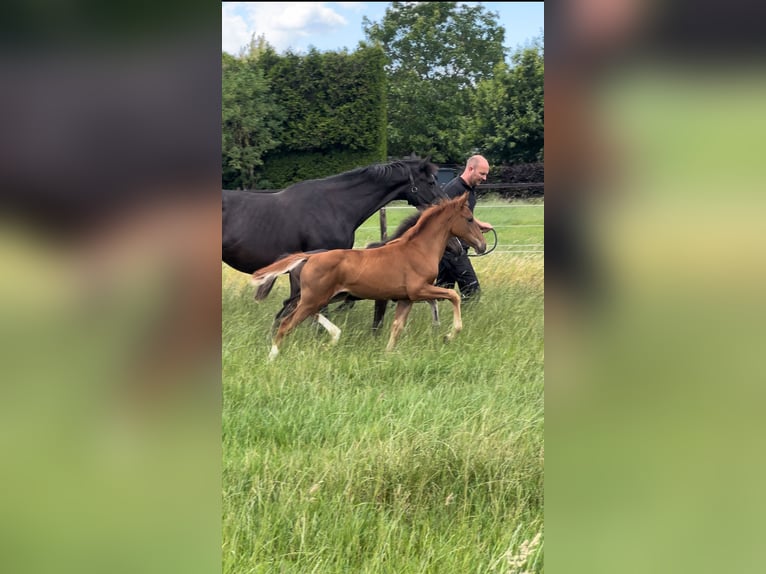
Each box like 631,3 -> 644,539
467,217 -> 474,223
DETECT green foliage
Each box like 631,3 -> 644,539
472,41 -> 545,164
259,46 -> 387,187
257,149 -> 384,190
236,32 -> 271,60
363,1 -> 506,163
262,48 -> 386,153
221,50 -> 282,189
222,46 -> 388,188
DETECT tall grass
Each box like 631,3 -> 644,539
223,202 -> 544,573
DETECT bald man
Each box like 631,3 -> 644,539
436,155 -> 494,301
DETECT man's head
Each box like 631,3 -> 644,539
462,155 -> 490,187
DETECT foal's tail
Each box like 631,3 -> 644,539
252,275 -> 279,301
251,253 -> 311,301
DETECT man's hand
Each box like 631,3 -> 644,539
476,218 -> 493,233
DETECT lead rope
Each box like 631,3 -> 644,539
467,228 -> 498,257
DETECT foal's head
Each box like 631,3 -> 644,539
448,193 -> 487,254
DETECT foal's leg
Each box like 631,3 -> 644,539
386,300 -> 413,351
271,268 -> 303,333
272,294 -> 299,334
442,289 -> 462,341
413,285 -> 462,342
269,302 -> 316,361
315,313 -> 341,345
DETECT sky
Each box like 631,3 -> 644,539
222,2 -> 544,57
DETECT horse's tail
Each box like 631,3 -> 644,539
253,275 -> 279,301
251,253 -> 311,301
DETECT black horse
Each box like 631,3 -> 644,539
223,157 -> 444,321
255,209 -> 464,333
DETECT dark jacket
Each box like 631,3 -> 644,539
441,176 -> 477,212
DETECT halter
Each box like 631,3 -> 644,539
407,169 -> 419,195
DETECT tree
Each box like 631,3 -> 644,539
363,1 -> 505,163
471,38 -> 544,164
237,33 -> 271,60
254,46 -> 388,186
221,40 -> 283,189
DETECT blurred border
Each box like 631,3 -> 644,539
0,3 -> 222,573
546,0 -> 766,572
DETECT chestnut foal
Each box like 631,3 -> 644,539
251,192 -> 486,360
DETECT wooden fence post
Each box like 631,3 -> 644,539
379,207 -> 387,241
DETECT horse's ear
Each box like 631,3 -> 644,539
422,156 -> 437,176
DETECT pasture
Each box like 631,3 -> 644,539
222,200 -> 544,573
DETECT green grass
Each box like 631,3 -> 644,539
223,201 -> 544,573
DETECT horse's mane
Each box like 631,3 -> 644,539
365,211 -> 422,248
300,158 -> 435,188
403,195 -> 460,241
350,157 -> 434,181
356,160 -> 410,183
279,158 -> 435,193
391,212 -> 421,238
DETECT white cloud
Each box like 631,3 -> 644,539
222,4 -> 252,56
335,2 -> 364,10
222,2 -> 350,55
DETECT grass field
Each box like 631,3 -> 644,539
222,200 -> 544,573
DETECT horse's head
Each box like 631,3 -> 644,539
400,157 -> 445,208
449,192 -> 486,255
